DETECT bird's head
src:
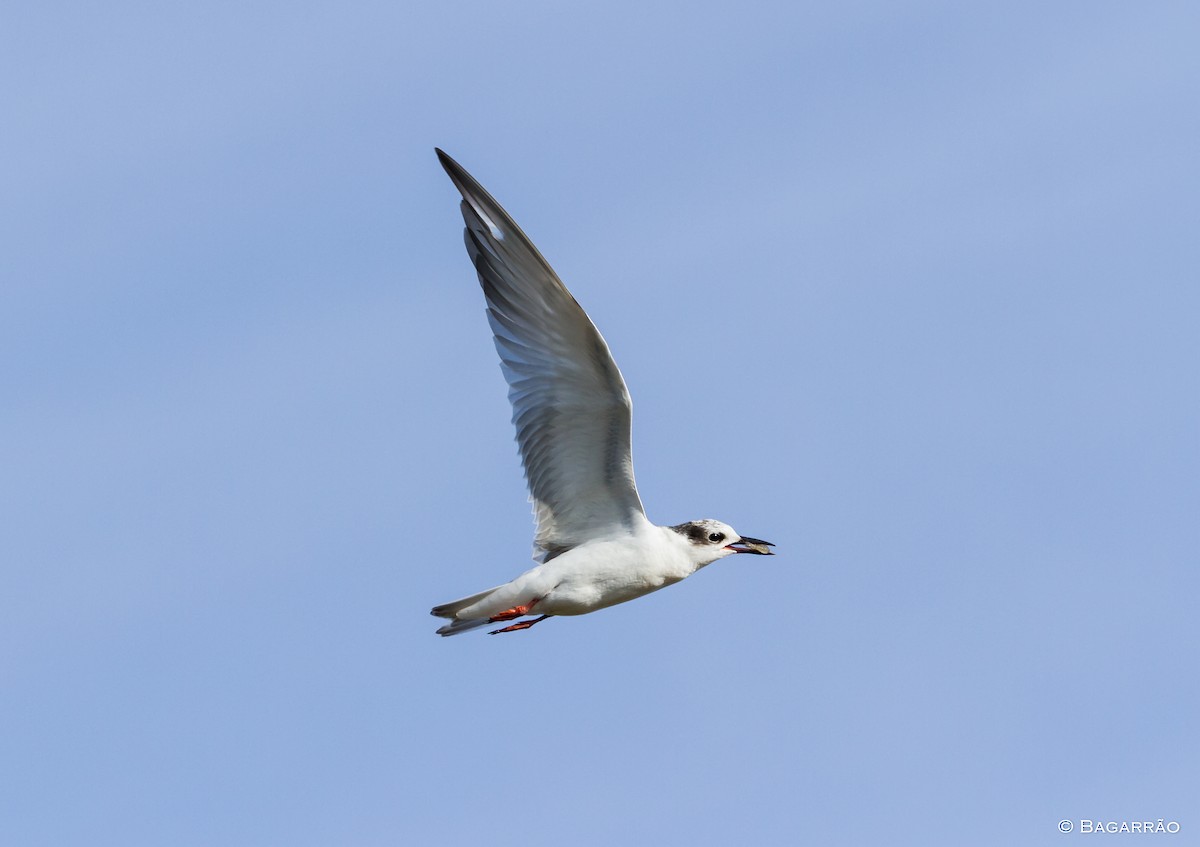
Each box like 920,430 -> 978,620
669,519 -> 775,566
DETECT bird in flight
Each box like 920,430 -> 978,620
431,149 -> 774,636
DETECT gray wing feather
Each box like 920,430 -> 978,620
437,149 -> 647,559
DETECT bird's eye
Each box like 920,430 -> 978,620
708,532 -> 726,543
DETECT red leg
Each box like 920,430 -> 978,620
488,597 -> 540,623
489,614 -> 551,635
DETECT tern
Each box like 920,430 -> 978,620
431,149 -> 774,636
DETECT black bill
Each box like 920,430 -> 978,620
726,536 -> 775,555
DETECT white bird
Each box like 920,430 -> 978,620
431,149 -> 774,636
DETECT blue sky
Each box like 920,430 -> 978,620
3,2 -> 1198,844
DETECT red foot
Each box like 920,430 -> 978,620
488,597 -> 539,623
490,614 -> 551,635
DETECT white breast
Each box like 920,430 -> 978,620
533,530 -> 697,616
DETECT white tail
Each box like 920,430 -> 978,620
435,617 -> 494,636
430,585 -> 503,637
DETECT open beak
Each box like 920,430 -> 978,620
725,536 -> 775,555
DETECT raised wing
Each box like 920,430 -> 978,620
436,149 -> 648,559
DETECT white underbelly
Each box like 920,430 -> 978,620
540,568 -> 685,616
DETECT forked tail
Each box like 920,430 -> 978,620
430,586 -> 502,637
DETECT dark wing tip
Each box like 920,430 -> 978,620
434,147 -> 465,186
435,148 -> 480,200
434,150 -> 549,271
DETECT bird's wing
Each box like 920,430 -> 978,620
437,149 -> 648,560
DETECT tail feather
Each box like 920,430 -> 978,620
430,585 -> 502,619
431,585 -> 504,636
436,617 -> 494,637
